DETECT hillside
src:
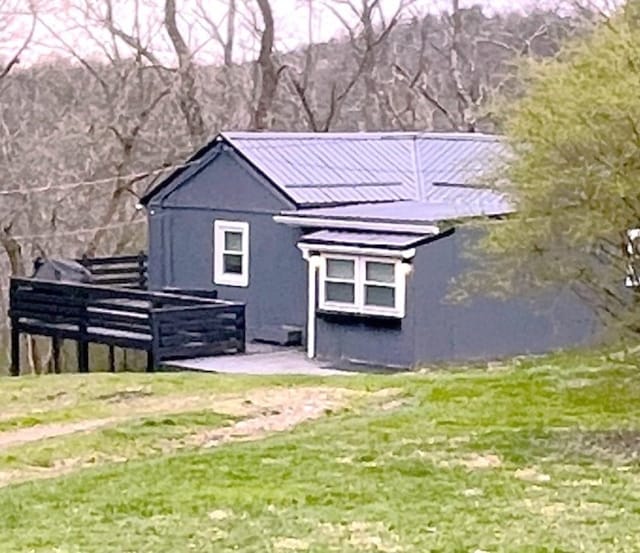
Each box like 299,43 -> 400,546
0,351 -> 639,551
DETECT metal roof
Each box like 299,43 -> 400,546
222,132 -> 417,204
299,230 -> 432,249
141,131 -> 512,222
418,136 -> 506,196
281,195 -> 513,224
222,131 -> 506,207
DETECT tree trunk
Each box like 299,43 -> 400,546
253,0 -> 279,130
165,0 -> 207,145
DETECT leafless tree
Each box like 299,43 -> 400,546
391,1 -> 570,132
0,0 -> 37,82
0,2 -> 182,371
164,0 -> 208,144
285,0 -> 411,131
195,0 -> 236,67
251,0 -> 282,129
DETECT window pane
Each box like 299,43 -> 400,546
326,258 -> 354,279
223,254 -> 243,274
366,261 -> 395,283
365,285 -> 395,307
325,282 -> 355,303
224,231 -> 243,252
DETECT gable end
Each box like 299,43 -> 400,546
141,135 -> 297,209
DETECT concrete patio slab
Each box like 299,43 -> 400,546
165,347 -> 354,376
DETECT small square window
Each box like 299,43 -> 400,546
327,259 -> 354,279
366,261 -> 395,283
213,221 -> 249,287
326,282 -> 355,303
223,253 -> 243,274
365,285 -> 395,307
224,231 -> 243,252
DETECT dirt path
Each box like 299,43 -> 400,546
0,387 -> 362,451
0,386 -> 405,488
191,387 -> 358,447
0,418 -> 119,450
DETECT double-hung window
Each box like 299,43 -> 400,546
213,220 -> 249,287
320,255 -> 407,317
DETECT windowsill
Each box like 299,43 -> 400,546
317,309 -> 403,327
214,275 -> 249,287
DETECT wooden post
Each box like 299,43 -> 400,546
77,340 -> 89,373
138,251 -> 147,289
52,337 -> 61,374
77,286 -> 89,373
108,345 -> 115,373
147,311 -> 158,372
237,307 -> 246,353
10,326 -> 20,377
146,350 -> 155,373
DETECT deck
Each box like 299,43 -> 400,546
166,342 -> 352,376
9,265 -> 245,375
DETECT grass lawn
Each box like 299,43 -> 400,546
0,351 -> 640,551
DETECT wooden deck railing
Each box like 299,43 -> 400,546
76,252 -> 148,289
9,278 -> 245,375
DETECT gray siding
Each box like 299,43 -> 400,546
315,226 -> 597,368
147,147 -> 307,338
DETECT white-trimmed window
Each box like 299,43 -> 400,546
213,220 -> 249,287
626,228 -> 640,287
319,255 -> 407,317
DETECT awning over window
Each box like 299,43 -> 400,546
298,230 -> 433,250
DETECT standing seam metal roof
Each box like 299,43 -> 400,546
221,131 -> 509,213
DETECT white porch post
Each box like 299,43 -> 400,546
300,249 -> 320,359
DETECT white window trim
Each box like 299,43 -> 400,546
213,220 -> 249,287
626,228 -> 640,287
318,254 -> 408,318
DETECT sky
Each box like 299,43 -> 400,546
0,0 -> 608,66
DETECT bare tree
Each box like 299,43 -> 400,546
252,0 -> 281,129
164,0 -> 208,144
0,0 -> 37,82
195,0 -> 236,67
0,3 -> 182,371
391,2 -> 569,132
285,0 -> 410,131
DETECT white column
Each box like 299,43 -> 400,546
307,256 -> 321,358
300,250 -> 320,359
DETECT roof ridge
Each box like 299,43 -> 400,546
221,130 -> 502,142
418,132 -> 501,142
222,131 -> 419,140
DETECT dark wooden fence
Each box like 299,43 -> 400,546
9,278 -> 245,375
76,252 -> 148,289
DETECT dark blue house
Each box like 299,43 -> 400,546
140,132 -> 596,369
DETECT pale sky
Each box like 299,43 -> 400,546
0,0 -> 597,66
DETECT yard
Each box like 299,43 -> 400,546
0,351 -> 639,552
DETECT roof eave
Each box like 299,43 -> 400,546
273,214 -> 440,235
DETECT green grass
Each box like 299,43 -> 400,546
1,350 -> 640,551
0,410 -> 236,470
0,371 -> 375,430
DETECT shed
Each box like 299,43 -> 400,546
141,131 -> 597,368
